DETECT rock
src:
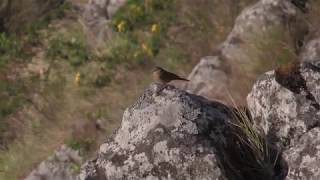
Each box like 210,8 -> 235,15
247,61 -> 320,179
0,0 -> 64,32
186,0 -> 303,105
284,128 -> 320,179
25,145 -> 83,180
290,0 -> 309,13
80,0 -> 127,51
300,37 -> 320,67
77,84 -> 229,180
186,56 -> 229,104
247,62 -> 320,147
78,84 -> 287,180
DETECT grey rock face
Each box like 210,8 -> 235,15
300,37 -> 320,67
247,63 -> 320,147
25,145 -> 82,180
186,0 -> 300,104
187,56 -> 229,104
78,84 -> 287,180
78,84 -> 231,180
247,61 -> 320,179
284,128 -> 320,180
80,0 -> 127,50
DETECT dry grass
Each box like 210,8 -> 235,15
224,22 -> 300,106
305,0 -> 320,38
222,93 -> 282,180
0,0 -> 258,179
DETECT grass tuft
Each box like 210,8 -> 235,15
224,93 -> 282,180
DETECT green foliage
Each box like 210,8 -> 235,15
102,35 -> 139,68
112,0 -> 175,31
0,79 -> 26,148
0,80 -> 26,118
0,2 -> 71,68
0,33 -> 24,66
101,0 -> 176,69
69,162 -> 81,174
65,138 -> 94,153
46,36 -> 89,67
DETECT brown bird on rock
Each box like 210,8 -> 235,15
152,66 -> 189,84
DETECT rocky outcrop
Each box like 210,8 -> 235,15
186,0 -> 306,105
78,84 -> 229,180
25,145 -> 82,180
76,0 -> 318,180
247,62 -> 320,147
80,0 -> 127,51
246,29 -> 320,178
78,84 -> 287,180
0,0 -> 64,32
284,128 -> 320,179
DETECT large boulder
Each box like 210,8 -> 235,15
247,32 -> 320,179
247,60 -> 320,179
78,84 -> 287,180
0,0 -> 64,33
247,62 -> 320,146
283,128 -> 320,179
186,0 -> 306,105
78,84 -> 229,180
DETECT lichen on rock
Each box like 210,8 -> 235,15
78,84 -> 232,180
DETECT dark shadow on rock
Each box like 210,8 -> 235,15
275,62 -> 320,109
200,107 -> 289,180
290,0 -> 309,13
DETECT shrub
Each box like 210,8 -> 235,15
0,33 -> 24,65
46,36 -> 89,66
65,137 -> 94,154
103,0 -> 176,69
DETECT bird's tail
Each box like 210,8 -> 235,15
177,77 -> 189,81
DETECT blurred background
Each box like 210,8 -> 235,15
3,0 -> 318,179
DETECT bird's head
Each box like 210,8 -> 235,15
152,66 -> 163,73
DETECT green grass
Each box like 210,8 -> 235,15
0,2 -> 71,66
0,33 -> 25,66
46,35 -> 90,67
0,1 -> 72,148
98,0 -> 177,68
65,137 -> 94,154
0,79 -> 27,148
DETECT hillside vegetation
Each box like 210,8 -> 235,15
5,0 -> 307,179
1,0 -> 320,179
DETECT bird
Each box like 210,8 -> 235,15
152,66 -> 189,84
275,61 -> 320,109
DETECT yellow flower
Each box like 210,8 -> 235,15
134,51 -> 140,58
142,43 -> 148,51
117,21 -> 126,32
141,43 -> 153,56
75,72 -> 81,85
151,24 -> 158,33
